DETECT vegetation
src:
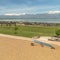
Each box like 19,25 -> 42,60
0,25 -> 60,37
14,26 -> 18,34
56,29 -> 60,36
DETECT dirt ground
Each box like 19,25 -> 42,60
0,35 -> 60,60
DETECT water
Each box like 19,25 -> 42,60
0,18 -> 60,23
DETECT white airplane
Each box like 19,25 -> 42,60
31,40 -> 55,49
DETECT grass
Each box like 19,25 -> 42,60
0,25 -> 60,37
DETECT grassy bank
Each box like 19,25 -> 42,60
0,25 -> 60,37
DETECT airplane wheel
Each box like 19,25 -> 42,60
31,43 -> 34,46
40,44 -> 44,47
51,47 -> 55,49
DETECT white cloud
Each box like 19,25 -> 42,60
4,13 -> 26,16
48,11 -> 60,14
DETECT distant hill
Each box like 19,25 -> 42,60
0,13 -> 60,19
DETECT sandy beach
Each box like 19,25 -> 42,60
0,34 -> 60,60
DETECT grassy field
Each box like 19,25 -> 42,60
0,25 -> 60,37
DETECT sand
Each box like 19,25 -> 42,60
0,34 -> 60,60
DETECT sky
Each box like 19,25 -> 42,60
0,0 -> 60,15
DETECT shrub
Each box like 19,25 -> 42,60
14,26 -> 18,34
56,30 -> 60,36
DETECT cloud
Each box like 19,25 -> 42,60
4,13 -> 26,16
48,11 -> 60,14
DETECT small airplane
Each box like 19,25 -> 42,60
31,40 -> 55,49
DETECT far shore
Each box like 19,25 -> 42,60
0,21 -> 60,26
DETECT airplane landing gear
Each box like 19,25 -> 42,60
31,43 -> 34,46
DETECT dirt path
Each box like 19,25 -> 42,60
0,34 -> 32,41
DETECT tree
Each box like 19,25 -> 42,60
56,30 -> 60,36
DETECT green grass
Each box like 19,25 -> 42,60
0,25 -> 60,37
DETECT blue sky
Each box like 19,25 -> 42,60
0,0 -> 60,15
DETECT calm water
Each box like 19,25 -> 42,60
0,18 -> 60,23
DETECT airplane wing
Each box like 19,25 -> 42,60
32,40 -> 55,49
